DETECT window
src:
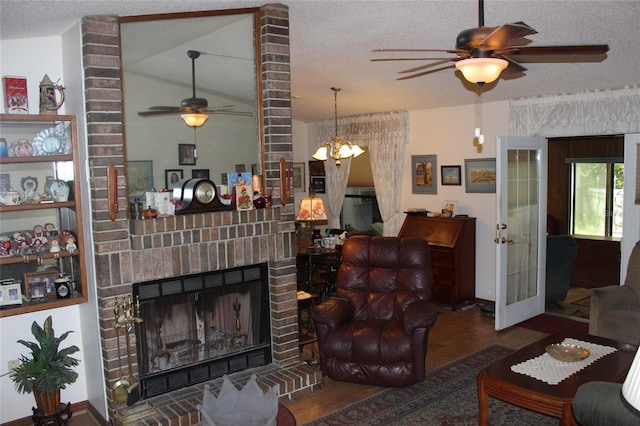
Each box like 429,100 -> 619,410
569,159 -> 624,238
340,151 -> 383,234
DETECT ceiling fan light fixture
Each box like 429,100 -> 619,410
181,113 -> 209,127
455,57 -> 508,84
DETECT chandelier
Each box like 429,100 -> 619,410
312,87 -> 364,167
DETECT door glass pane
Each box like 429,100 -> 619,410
506,149 -> 540,305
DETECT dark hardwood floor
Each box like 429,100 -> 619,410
70,304 -> 547,425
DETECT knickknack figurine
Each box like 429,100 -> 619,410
39,74 -> 65,114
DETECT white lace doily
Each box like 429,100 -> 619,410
510,338 -> 617,385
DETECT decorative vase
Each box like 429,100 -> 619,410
33,389 -> 60,416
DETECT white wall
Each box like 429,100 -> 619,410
0,36 -> 95,423
404,101 -> 509,301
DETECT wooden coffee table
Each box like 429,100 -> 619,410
477,332 -> 635,426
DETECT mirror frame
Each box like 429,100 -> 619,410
118,8 -> 266,203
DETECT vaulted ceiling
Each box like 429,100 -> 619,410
1,1 -> 638,123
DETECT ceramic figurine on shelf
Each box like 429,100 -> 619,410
65,236 -> 77,253
48,237 -> 61,257
32,238 -> 45,265
32,224 -> 47,243
44,222 -> 58,237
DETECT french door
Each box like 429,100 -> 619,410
495,136 -> 548,330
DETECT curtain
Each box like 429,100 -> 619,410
315,111 -> 409,235
508,85 -> 640,137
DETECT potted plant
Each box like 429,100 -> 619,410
9,316 -> 80,416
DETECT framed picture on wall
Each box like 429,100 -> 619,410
465,158 -> 496,193
192,169 -> 209,179
441,165 -> 462,186
309,160 -> 325,176
127,160 -> 153,193
165,169 -> 184,190
411,155 -> 437,194
292,162 -> 305,192
311,177 -> 326,193
178,144 -> 196,165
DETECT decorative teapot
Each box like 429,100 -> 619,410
2,191 -> 23,206
39,74 -> 65,114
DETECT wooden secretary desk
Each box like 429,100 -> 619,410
398,214 -> 476,310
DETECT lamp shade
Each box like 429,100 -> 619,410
622,346 -> 640,413
296,197 -> 327,221
181,113 -> 209,127
312,146 -> 328,161
455,57 -> 508,84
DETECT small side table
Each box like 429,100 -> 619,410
32,402 -> 72,425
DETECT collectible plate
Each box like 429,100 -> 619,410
545,343 -> 590,362
32,127 -> 71,156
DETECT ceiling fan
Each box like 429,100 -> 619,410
372,0 -> 609,84
138,50 -> 251,127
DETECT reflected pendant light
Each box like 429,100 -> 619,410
312,87 -> 364,167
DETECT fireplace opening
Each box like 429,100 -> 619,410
132,263 -> 271,398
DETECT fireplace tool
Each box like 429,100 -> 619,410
113,295 -> 143,406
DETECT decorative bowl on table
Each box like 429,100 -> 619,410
545,343 -> 590,362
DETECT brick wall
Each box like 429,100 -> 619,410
81,5 -> 310,421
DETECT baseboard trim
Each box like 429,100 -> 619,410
1,400 -> 107,426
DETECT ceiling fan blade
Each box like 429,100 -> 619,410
145,106 -> 184,111
206,110 -> 253,116
496,55 -> 528,73
372,48 -> 456,54
399,59 -> 456,74
396,64 -> 457,81
504,44 -> 609,57
479,22 -> 537,48
138,109 -> 182,117
371,57 -> 453,62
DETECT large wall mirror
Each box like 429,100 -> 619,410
119,9 -> 263,202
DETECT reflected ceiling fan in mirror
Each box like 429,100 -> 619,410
138,50 -> 251,128
372,0 -> 609,84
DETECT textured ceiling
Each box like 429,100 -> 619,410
1,0 -> 638,123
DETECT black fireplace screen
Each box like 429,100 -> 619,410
132,263 -> 271,398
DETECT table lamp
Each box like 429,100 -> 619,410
295,197 -> 327,247
622,346 -> 640,413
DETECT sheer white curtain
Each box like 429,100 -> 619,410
315,111 -> 409,235
509,85 -> 640,137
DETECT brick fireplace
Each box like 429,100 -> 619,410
82,5 -> 321,424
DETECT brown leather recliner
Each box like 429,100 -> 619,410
311,235 -> 438,387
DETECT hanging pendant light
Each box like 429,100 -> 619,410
312,87 -> 364,167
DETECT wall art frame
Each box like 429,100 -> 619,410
165,169 -> 184,190
465,158 -> 497,193
192,169 -> 209,179
292,162 -> 305,193
411,155 -> 437,194
309,160 -> 326,176
311,177 -> 326,194
127,160 -> 154,193
441,165 -> 462,186
178,144 -> 196,165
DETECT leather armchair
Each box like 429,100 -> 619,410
589,241 -> 640,345
311,235 -> 438,387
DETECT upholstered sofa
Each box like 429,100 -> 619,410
589,241 -> 640,345
311,235 -> 438,387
